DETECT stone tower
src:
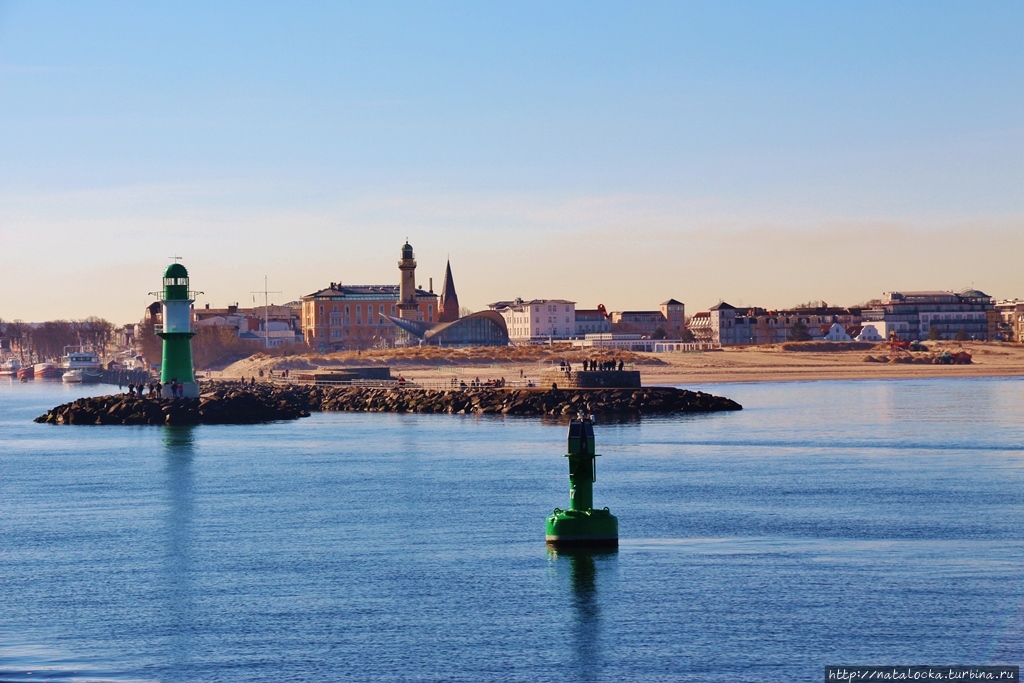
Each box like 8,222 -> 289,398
438,259 -> 460,323
397,241 -> 419,320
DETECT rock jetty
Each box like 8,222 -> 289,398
315,385 -> 740,415
36,383 -> 741,426
35,386 -> 313,426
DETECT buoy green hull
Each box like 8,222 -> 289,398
546,507 -> 618,548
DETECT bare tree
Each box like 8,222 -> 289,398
191,326 -> 260,370
136,317 -> 163,366
77,317 -> 115,353
32,321 -> 78,361
6,321 -> 31,363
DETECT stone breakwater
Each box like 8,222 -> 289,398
36,383 -> 741,425
35,387 -> 313,426
315,385 -> 741,415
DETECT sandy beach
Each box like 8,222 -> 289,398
637,342 -> 1024,384
219,341 -> 1024,386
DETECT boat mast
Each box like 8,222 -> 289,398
251,276 -> 281,349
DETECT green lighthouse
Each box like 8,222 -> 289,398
156,262 -> 199,398
546,416 -> 619,548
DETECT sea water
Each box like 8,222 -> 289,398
1,378 -> 1022,682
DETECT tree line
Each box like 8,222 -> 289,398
134,317 -> 304,371
1,318 -> 116,363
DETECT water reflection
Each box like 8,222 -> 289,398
538,414 -> 643,427
163,426 -> 196,679
549,548 -> 617,683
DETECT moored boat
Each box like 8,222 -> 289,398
0,358 -> 22,377
61,369 -> 84,383
60,348 -> 104,383
17,366 -> 34,380
34,363 -> 62,379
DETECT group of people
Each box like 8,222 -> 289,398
121,378 -> 186,399
558,359 -> 626,373
583,359 -> 625,372
449,376 -> 507,389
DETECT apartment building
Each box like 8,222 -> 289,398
489,298 -> 576,342
301,283 -> 437,351
861,290 -> 994,341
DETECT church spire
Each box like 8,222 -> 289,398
438,259 -> 460,323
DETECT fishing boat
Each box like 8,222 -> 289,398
34,362 -> 62,380
61,348 -> 104,384
17,365 -> 34,380
0,358 -> 22,377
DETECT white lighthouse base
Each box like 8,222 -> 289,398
161,381 -> 199,399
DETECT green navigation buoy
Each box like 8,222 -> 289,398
154,262 -> 201,399
545,415 -> 618,548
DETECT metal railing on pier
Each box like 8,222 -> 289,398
266,376 -> 538,391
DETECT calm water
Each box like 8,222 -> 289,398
1,378 -> 1023,682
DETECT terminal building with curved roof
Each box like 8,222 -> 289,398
386,310 -> 509,347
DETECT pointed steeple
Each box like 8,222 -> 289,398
438,259 -> 460,323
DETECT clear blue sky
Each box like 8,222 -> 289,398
1,1 -> 1021,322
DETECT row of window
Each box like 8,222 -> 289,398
314,303 -> 434,325
511,328 -> 569,337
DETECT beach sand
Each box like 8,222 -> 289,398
220,341 -> 1024,386
636,342 -> 1024,384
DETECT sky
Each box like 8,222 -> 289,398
1,1 -> 1021,323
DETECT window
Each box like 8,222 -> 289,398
319,305 -> 324,316
333,305 -> 338,312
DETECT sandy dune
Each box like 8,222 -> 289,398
218,341 -> 1024,386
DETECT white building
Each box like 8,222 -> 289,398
575,309 -> 612,336
856,324 -> 885,342
822,323 -> 852,342
489,298 -> 576,342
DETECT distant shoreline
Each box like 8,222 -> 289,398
210,340 -> 1024,389
642,366 -> 1024,385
